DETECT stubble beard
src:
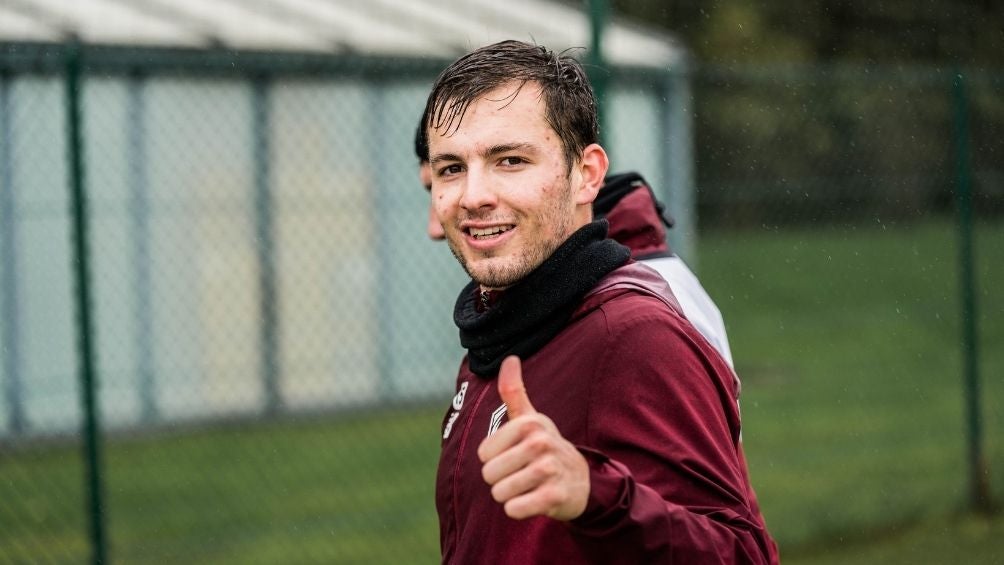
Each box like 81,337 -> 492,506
448,179 -> 575,290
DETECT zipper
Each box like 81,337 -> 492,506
451,379 -> 492,550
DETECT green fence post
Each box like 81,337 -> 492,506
1,70 -> 27,434
369,81 -> 395,401
952,70 -> 993,514
252,75 -> 282,415
588,0 -> 609,144
127,71 -> 158,423
65,42 -> 108,563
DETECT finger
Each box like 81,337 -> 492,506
501,491 -> 550,521
477,415 -> 545,463
498,355 -> 536,419
481,426 -> 549,484
488,451 -> 556,503
501,460 -> 590,522
502,484 -> 560,521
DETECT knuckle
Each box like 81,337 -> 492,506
524,431 -> 551,454
539,486 -> 561,509
517,419 -> 543,436
537,456 -> 559,477
527,458 -> 555,484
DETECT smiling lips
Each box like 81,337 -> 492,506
468,225 -> 514,240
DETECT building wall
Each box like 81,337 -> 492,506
0,64 -> 688,437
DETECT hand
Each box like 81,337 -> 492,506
477,355 -> 590,521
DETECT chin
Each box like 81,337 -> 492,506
469,259 -> 533,289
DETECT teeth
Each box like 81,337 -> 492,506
469,225 -> 513,239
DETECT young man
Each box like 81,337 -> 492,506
417,128 -> 735,368
423,40 -> 777,563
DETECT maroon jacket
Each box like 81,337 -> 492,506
436,264 -> 778,564
594,171 -> 673,259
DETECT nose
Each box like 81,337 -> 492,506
427,202 -> 445,240
458,168 -> 497,212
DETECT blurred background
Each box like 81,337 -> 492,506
0,0 -> 1001,563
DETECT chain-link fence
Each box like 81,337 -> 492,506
0,43 -> 693,563
696,65 -> 1004,227
1,42 -> 1002,564
692,64 -> 1004,560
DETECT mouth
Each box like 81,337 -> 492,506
466,225 -> 515,241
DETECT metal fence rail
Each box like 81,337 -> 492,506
0,41 -> 694,563
0,42 -> 1000,564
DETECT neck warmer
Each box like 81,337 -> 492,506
454,220 -> 630,377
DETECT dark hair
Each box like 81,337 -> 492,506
421,40 -> 598,172
414,118 -> 429,163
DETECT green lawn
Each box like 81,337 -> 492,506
699,218 -> 1004,561
783,512 -> 1004,564
0,406 -> 444,564
1,218 -> 1001,563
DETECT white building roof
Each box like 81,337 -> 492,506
0,0 -> 685,67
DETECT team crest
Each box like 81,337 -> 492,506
488,404 -> 507,437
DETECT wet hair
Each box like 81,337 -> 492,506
421,40 -> 598,172
414,119 -> 429,163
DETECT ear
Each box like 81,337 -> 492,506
573,143 -> 609,206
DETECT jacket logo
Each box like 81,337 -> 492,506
452,382 -> 469,411
488,403 -> 507,437
442,411 -> 459,439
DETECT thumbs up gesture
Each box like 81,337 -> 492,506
477,356 -> 590,521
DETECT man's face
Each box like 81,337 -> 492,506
428,82 -> 592,289
419,162 -> 446,240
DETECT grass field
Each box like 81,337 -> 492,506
1,218 -> 1001,563
700,218 -> 1004,563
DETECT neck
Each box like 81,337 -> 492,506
454,219 -> 630,376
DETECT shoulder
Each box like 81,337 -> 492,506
575,287 -> 713,386
640,255 -> 697,285
583,273 -> 691,339
584,288 -> 743,446
640,256 -> 714,308
598,290 -> 686,332
584,279 -> 737,400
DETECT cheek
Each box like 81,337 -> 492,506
539,176 -> 572,205
432,191 -> 451,218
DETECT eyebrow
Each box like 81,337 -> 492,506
429,142 -> 537,166
484,142 -> 536,159
429,152 -> 462,167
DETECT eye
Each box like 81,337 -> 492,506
500,156 -> 525,167
438,164 -> 464,177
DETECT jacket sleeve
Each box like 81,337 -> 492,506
566,297 -> 777,564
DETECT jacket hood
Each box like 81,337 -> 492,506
593,172 -> 674,259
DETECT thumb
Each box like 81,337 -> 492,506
498,355 -> 536,419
